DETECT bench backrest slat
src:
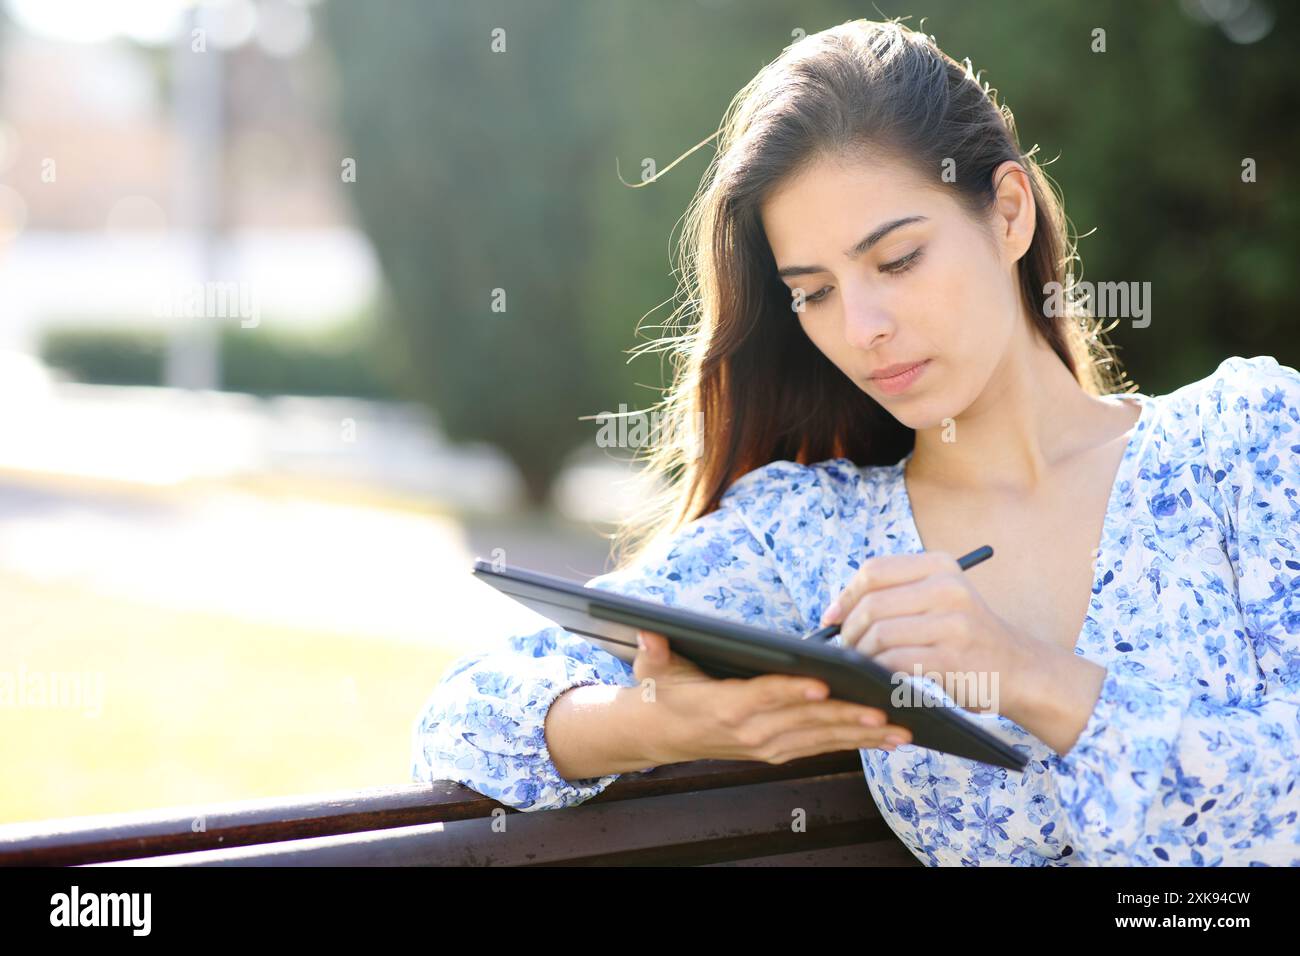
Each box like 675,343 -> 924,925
86,769 -> 913,867
1,751 -> 906,867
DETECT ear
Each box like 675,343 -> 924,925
990,160 -> 1035,265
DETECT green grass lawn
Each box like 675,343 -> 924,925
0,572 -> 457,825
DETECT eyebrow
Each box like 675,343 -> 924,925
775,215 -> 929,279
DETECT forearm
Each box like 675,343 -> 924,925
545,681 -> 669,780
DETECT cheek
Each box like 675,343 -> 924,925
907,268 -> 969,351
922,248 -> 1011,348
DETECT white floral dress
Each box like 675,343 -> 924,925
411,355 -> 1300,866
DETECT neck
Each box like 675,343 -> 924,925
907,327 -> 1117,497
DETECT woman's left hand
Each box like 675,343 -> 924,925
820,550 -> 1047,721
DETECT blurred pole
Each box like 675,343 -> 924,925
165,7 -> 222,391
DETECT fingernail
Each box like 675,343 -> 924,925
822,600 -> 841,623
885,733 -> 907,746
636,632 -> 646,650
805,685 -> 826,700
859,713 -> 881,726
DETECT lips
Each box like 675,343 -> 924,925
869,358 -> 930,396
869,360 -> 928,380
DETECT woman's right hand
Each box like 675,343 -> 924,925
632,629 -> 913,766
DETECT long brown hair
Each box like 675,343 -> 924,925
607,18 -> 1127,572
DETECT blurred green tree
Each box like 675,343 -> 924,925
322,0 -> 624,504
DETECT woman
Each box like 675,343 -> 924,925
411,19 -> 1300,866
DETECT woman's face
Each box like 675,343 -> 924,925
760,151 -> 1032,429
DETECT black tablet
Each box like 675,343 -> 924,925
472,558 -> 1028,772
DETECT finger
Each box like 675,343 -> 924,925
636,629 -> 671,656
728,672 -> 834,708
875,643 -> 989,709
736,699 -> 890,742
822,551 -> 958,625
763,721 -> 914,763
633,630 -> 671,680
837,575 -> 962,650
843,614 -> 943,657
636,629 -> 719,687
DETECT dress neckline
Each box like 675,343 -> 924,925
886,391 -> 1154,659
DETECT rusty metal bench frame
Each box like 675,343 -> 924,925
0,750 -> 920,866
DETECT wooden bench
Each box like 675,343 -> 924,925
0,750 -> 920,866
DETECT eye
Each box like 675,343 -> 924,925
791,286 -> 833,310
880,247 -> 924,275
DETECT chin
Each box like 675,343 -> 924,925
879,397 -> 951,433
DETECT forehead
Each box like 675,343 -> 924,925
760,152 -> 942,258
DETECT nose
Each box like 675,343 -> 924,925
842,297 -> 895,351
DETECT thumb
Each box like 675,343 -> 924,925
636,629 -> 667,661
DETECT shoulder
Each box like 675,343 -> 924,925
719,456 -> 888,530
1159,355 -> 1300,462
1180,354 -> 1299,419
722,455 -> 894,509
716,456 -> 894,606
712,458 -> 901,575
1153,356 -> 1299,535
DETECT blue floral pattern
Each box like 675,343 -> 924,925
411,355 -> 1300,866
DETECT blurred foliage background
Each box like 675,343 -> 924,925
315,0 -> 1299,500
36,0 -> 1300,502
43,315 -> 401,397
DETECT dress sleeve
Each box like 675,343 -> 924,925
1048,355 -> 1300,865
410,463 -> 810,812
